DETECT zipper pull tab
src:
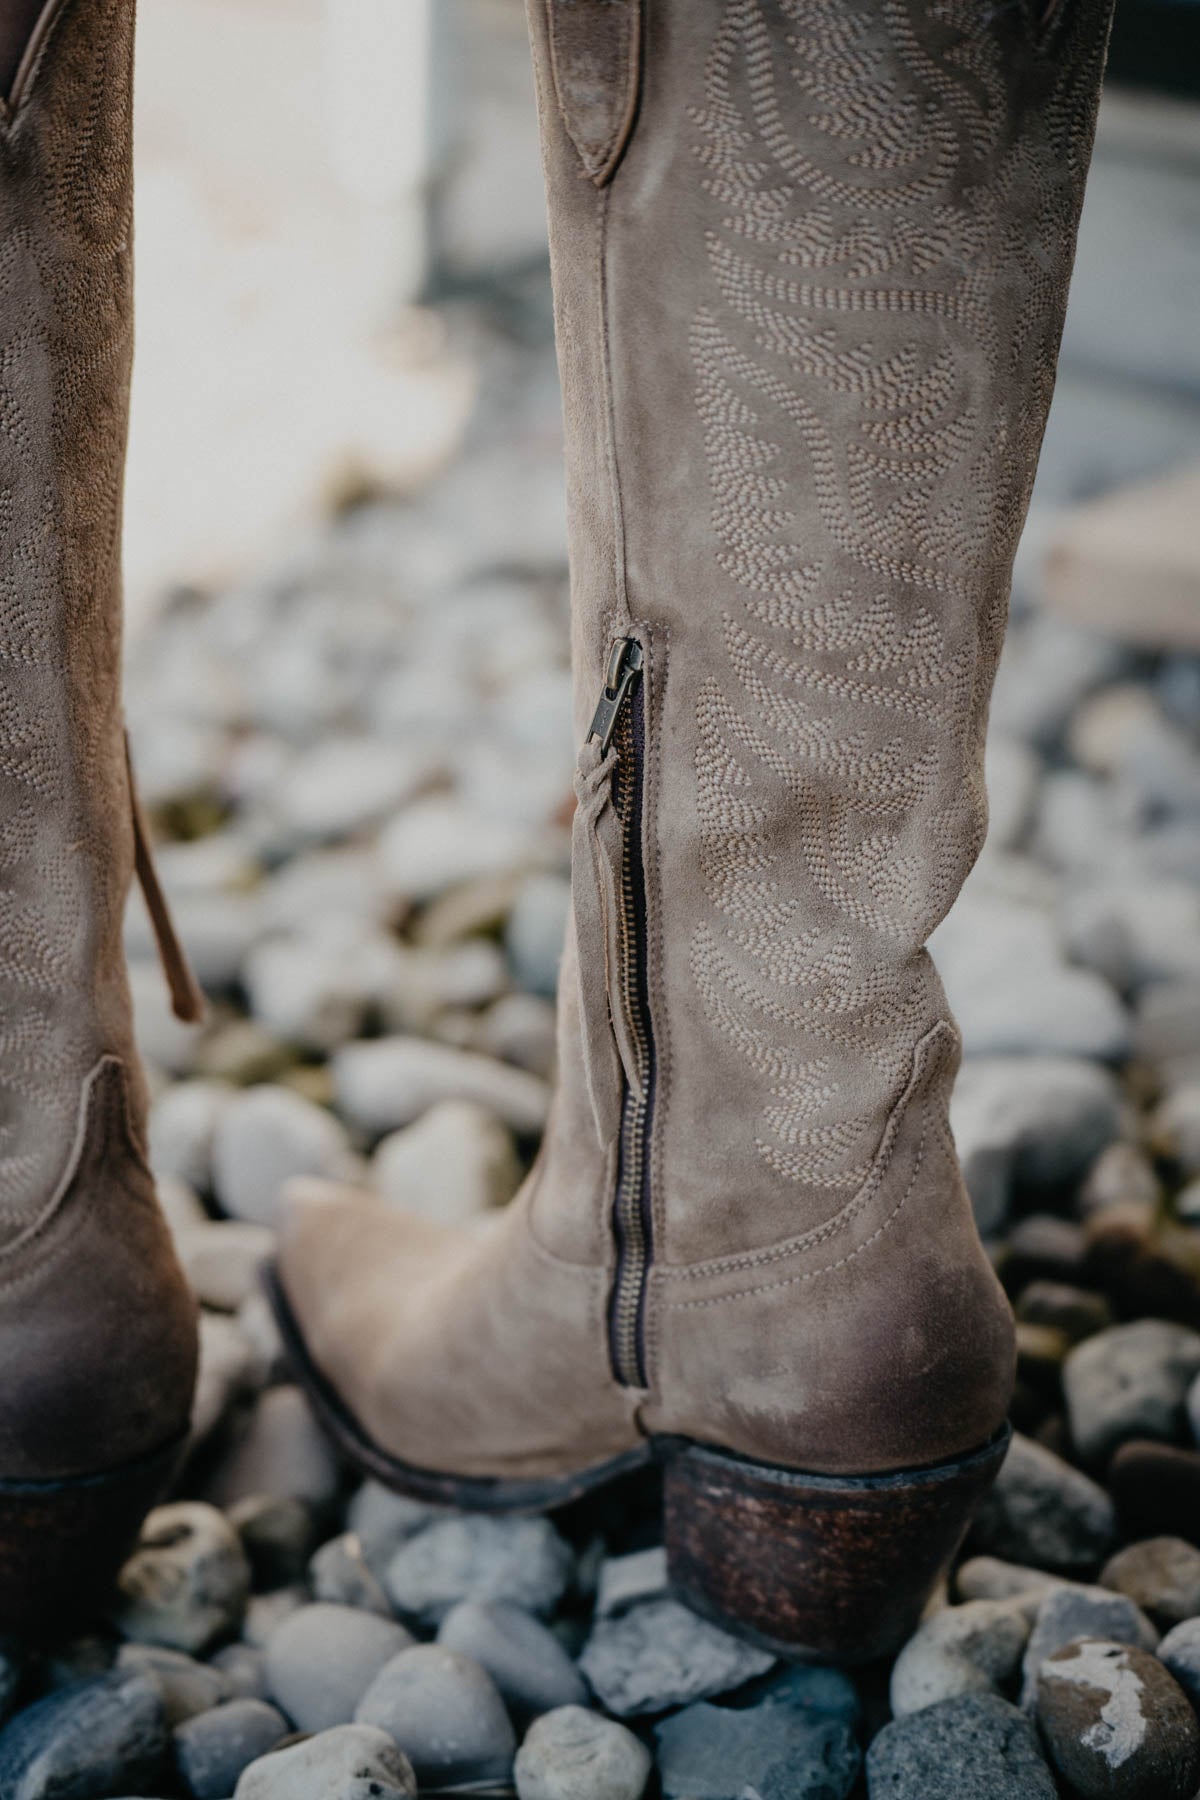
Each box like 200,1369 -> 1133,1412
587,637 -> 644,754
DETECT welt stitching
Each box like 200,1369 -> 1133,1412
0,1067 -> 146,1299
670,1020 -> 950,1282
662,1122 -> 928,1313
0,1057 -> 116,1274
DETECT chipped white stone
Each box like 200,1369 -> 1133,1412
1046,1641 -> 1149,1770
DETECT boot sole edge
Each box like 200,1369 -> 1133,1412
265,1259 -> 1009,1660
0,1430 -> 188,1637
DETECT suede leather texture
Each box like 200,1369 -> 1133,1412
0,1059 -> 197,1480
0,0 -> 197,1479
279,0 -> 1113,1480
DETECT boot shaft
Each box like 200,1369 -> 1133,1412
529,0 -> 1114,1273
0,0 -> 141,1233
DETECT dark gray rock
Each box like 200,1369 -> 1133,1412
233,1721 -> 416,1799
0,1670 -> 169,1800
355,1644 -> 517,1787
517,1706 -> 652,1800
1101,1536 -> 1200,1631
175,1699 -> 288,1800
865,1692 -> 1056,1799
112,1501 -> 251,1655
579,1599 -> 775,1717
967,1432 -> 1117,1574
438,1599 -> 589,1720
1037,1638 -> 1200,1800
1014,1280 -> 1113,1347
655,1695 -> 860,1799
383,1514 -> 574,1627
265,1602 -> 413,1731
1157,1617 -> 1200,1709
1021,1583 -> 1159,1708
116,1643 -> 228,1725
1064,1319 -> 1200,1466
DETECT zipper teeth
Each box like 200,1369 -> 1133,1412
609,689 -> 653,1388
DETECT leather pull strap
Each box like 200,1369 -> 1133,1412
545,0 -> 642,187
125,735 -> 206,1025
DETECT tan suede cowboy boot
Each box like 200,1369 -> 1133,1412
0,0 -> 200,1632
272,0 -> 1115,1660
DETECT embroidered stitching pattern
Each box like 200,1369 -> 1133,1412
0,0 -> 135,1241
687,0 -> 1110,1215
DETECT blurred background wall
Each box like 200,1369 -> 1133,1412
124,0 -> 1200,631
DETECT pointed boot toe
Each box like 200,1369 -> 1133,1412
271,1184 -> 647,1509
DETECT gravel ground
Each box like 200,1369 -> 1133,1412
1,287 -> 1199,1798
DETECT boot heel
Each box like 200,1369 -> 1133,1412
0,1435 -> 184,1637
662,1426 -> 1010,1664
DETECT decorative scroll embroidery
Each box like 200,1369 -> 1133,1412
0,0 -> 134,1239
688,0 -> 1110,1200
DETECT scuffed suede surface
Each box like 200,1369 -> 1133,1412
280,0 -> 1113,1480
0,0 -> 198,1478
0,1059 -> 197,1480
279,1181 -> 643,1482
545,0 -> 642,186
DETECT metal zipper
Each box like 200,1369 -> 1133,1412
587,637 -> 656,1388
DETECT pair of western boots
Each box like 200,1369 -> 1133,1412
0,0 -> 1113,1658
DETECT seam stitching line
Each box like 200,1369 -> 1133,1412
662,1113 -> 928,1312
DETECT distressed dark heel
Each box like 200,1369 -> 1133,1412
0,1435 -> 184,1637
662,1426 -> 1011,1664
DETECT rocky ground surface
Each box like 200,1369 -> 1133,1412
2,278 -> 1200,1798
